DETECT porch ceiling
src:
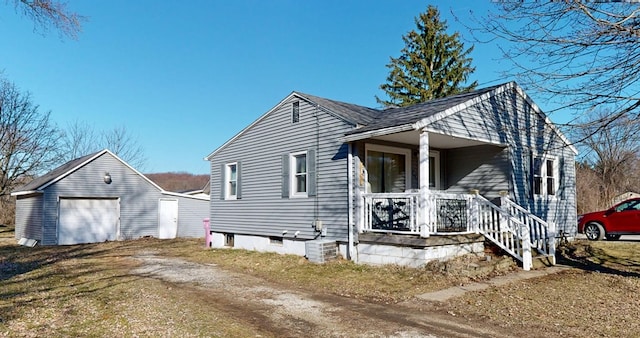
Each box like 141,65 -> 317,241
371,130 -> 491,148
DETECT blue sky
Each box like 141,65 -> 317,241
1,1 -> 524,174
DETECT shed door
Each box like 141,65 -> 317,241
158,199 -> 178,239
58,198 -> 120,245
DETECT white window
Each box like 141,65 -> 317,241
225,162 -> 237,199
533,156 -> 558,197
291,152 -> 307,197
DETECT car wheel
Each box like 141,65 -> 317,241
606,234 -> 621,241
584,222 -> 605,241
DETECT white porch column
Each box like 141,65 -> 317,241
347,143 -> 355,262
419,129 -> 430,238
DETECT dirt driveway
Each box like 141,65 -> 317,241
131,251 -> 522,337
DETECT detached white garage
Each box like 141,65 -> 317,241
58,198 -> 120,245
12,149 -> 210,246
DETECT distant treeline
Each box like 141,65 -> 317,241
146,172 -> 209,193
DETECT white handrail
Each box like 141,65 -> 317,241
501,196 -> 556,261
472,194 -> 531,270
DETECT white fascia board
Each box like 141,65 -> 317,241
10,190 -> 42,197
161,191 -> 210,201
341,124 -> 414,142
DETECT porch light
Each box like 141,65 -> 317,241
104,172 -> 112,184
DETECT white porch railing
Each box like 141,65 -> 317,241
427,192 -> 474,234
360,191 -> 556,270
362,193 -> 420,234
362,192 -> 475,235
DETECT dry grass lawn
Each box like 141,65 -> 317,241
446,240 -> 640,337
2,223 -> 640,337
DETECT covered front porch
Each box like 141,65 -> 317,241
347,128 -> 556,270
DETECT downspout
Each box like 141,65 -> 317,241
314,106 -> 321,236
347,142 -> 354,261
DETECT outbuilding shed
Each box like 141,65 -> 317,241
11,149 -> 209,245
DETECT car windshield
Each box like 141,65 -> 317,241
615,200 -> 640,212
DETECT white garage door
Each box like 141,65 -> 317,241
58,198 -> 120,245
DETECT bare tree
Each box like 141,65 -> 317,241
60,122 -> 147,170
574,110 -> 640,212
575,161 -> 603,214
101,125 -> 147,170
59,119 -> 98,161
474,2 -> 640,131
0,77 -> 62,197
8,0 -> 84,39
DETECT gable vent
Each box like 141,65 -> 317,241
292,101 -> 300,123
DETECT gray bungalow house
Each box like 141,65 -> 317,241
12,149 -> 209,245
205,82 -> 577,270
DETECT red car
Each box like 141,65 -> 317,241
578,198 -> 640,241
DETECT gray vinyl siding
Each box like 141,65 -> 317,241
444,145 -> 509,201
40,153 -> 162,245
173,195 -> 209,238
14,194 -> 43,241
210,96 -> 354,241
429,87 -> 577,235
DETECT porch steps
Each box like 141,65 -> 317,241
485,238 -> 556,270
474,194 -> 556,271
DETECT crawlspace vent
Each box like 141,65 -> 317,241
305,240 -> 337,263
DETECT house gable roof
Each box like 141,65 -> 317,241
344,82 -> 578,155
205,91 -> 381,160
346,84 -> 503,136
205,82 -> 578,160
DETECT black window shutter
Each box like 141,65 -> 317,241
559,157 -> 565,200
527,151 -> 534,199
236,161 -> 242,199
220,163 -> 226,200
308,149 -> 317,197
281,154 -> 289,198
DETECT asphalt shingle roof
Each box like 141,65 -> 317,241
295,92 -> 383,126
13,150 -> 103,193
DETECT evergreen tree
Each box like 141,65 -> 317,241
376,5 -> 477,107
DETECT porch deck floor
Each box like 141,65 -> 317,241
358,232 -> 483,247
